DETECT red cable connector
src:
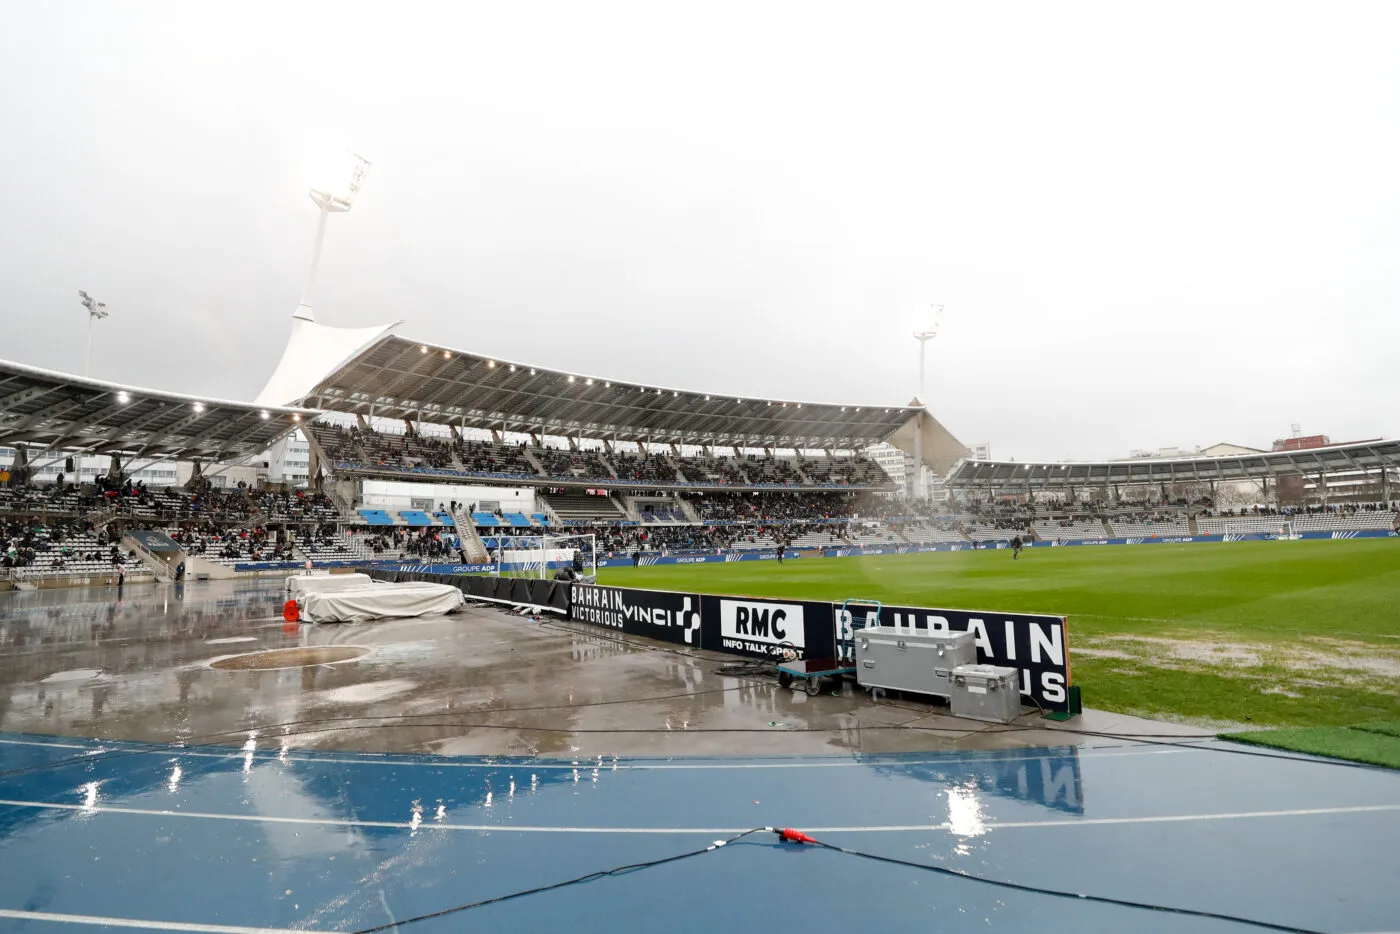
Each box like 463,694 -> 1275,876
778,828 -> 816,845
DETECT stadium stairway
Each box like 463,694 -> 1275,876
1100,518 -> 1114,536
450,502 -> 491,563
664,452 -> 688,483
121,532 -> 181,582
616,495 -> 643,522
677,498 -> 703,523
521,448 -> 547,477
1189,515 -> 1200,535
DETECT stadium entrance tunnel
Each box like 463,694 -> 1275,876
209,646 -> 371,671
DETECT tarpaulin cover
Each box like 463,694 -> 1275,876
300,582 -> 466,623
285,573 -> 375,597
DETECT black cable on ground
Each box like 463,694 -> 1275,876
345,828 -> 771,934
350,824 -> 1330,934
775,828 -> 1327,934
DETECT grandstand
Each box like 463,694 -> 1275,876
1107,515 -> 1192,537
1196,515 -> 1292,535
1032,519 -> 1109,541
4,324 -> 1398,591
1290,510 -> 1398,532
898,522 -> 968,544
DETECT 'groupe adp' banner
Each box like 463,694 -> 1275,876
568,583 -> 1072,712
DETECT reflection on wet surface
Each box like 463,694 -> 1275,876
208,645 -> 372,670
0,579 -> 1103,757
1,581 -> 1398,931
0,733 -> 1396,933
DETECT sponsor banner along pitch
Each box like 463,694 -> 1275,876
564,585 -> 1073,712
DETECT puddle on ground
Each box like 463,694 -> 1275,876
210,646 -> 371,671
39,669 -> 102,684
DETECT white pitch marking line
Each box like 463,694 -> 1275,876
0,908 -> 304,933
0,798 -> 1396,834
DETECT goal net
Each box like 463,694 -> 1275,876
493,533 -> 597,580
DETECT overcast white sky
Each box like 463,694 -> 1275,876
2,1 -> 1396,461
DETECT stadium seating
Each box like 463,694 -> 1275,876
1108,516 -> 1191,536
539,492 -> 626,524
785,528 -> 846,547
534,448 -> 612,482
638,502 -> 685,523
0,524 -> 147,580
472,512 -> 500,527
843,525 -> 901,546
1196,515 -> 1290,535
898,522 -> 968,544
307,418 -> 895,490
503,512 -> 533,527
399,510 -> 435,527
611,451 -> 678,483
964,523 -> 1022,542
358,509 -> 393,525
1032,520 -> 1107,541
1289,511 -> 1397,532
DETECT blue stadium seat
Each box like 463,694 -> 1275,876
358,509 -> 393,526
472,512 -> 500,527
504,512 -> 531,527
434,511 -> 455,526
399,510 -> 434,527
532,513 -> 550,526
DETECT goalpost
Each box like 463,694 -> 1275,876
493,533 -> 597,580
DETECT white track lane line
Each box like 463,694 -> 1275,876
0,908 -> 304,933
1,904 -> 1396,934
0,798 -> 1396,834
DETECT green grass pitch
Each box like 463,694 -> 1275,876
598,539 -> 1400,730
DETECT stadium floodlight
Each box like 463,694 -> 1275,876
912,304 -> 944,405
910,304 -> 945,502
78,291 -> 108,377
295,143 -> 371,323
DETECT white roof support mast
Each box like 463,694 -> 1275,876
256,145 -> 398,407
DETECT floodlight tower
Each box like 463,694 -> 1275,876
78,290 -> 108,377
295,148 -> 371,322
910,305 -> 944,501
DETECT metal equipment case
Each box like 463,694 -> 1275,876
853,626 -> 977,698
950,664 -> 1022,723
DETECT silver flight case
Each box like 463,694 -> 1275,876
949,664 -> 1022,723
854,626 -> 977,698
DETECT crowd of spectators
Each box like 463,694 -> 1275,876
306,421 -> 900,490
533,448 -> 612,482
686,491 -> 865,522
1198,501 -> 1398,518
168,525 -> 296,563
2,516 -> 128,570
612,451 -> 678,483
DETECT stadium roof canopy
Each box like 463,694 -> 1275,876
946,439 -> 1400,490
0,359 -> 319,462
290,333 -> 954,453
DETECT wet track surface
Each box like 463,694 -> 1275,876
0,579 -> 1396,932
0,734 -> 1397,932
0,579 -> 1159,757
